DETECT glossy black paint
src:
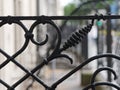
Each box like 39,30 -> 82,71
0,15 -> 120,90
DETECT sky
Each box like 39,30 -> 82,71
60,0 -> 73,6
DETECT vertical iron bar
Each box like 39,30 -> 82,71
106,5 -> 112,82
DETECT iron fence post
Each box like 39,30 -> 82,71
106,5 -> 112,82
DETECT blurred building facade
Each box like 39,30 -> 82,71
0,0 -> 63,90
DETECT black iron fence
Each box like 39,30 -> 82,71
1,15 -> 120,90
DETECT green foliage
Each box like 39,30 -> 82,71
64,3 -> 76,16
64,0 -> 114,16
62,0 -> 114,26
106,0 -> 114,4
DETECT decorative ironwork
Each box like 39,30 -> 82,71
1,14 -> 120,90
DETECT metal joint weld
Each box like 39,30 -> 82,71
24,32 -> 34,39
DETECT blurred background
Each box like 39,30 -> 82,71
1,0 -> 120,90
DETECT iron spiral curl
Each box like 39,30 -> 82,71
61,19 -> 94,51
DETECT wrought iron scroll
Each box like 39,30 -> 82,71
1,15 -> 120,90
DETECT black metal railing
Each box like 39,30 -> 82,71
1,15 -> 120,90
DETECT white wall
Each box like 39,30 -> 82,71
0,0 -> 63,89
0,0 -> 37,90
0,0 -> 15,89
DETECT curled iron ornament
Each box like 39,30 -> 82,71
0,19 -> 30,68
50,53 -> 120,89
90,67 -> 117,90
29,20 -> 48,45
29,18 -> 61,56
91,67 -> 117,84
9,18 -> 72,89
29,17 -> 73,64
0,16 -> 49,88
83,82 -> 120,90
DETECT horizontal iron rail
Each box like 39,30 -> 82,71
0,15 -> 120,20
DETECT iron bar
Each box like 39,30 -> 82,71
106,6 -> 113,82
1,14 -> 120,90
51,53 -> 120,88
83,82 -> 120,90
0,15 -> 120,21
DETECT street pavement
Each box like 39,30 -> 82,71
45,68 -> 82,90
31,68 -> 82,90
